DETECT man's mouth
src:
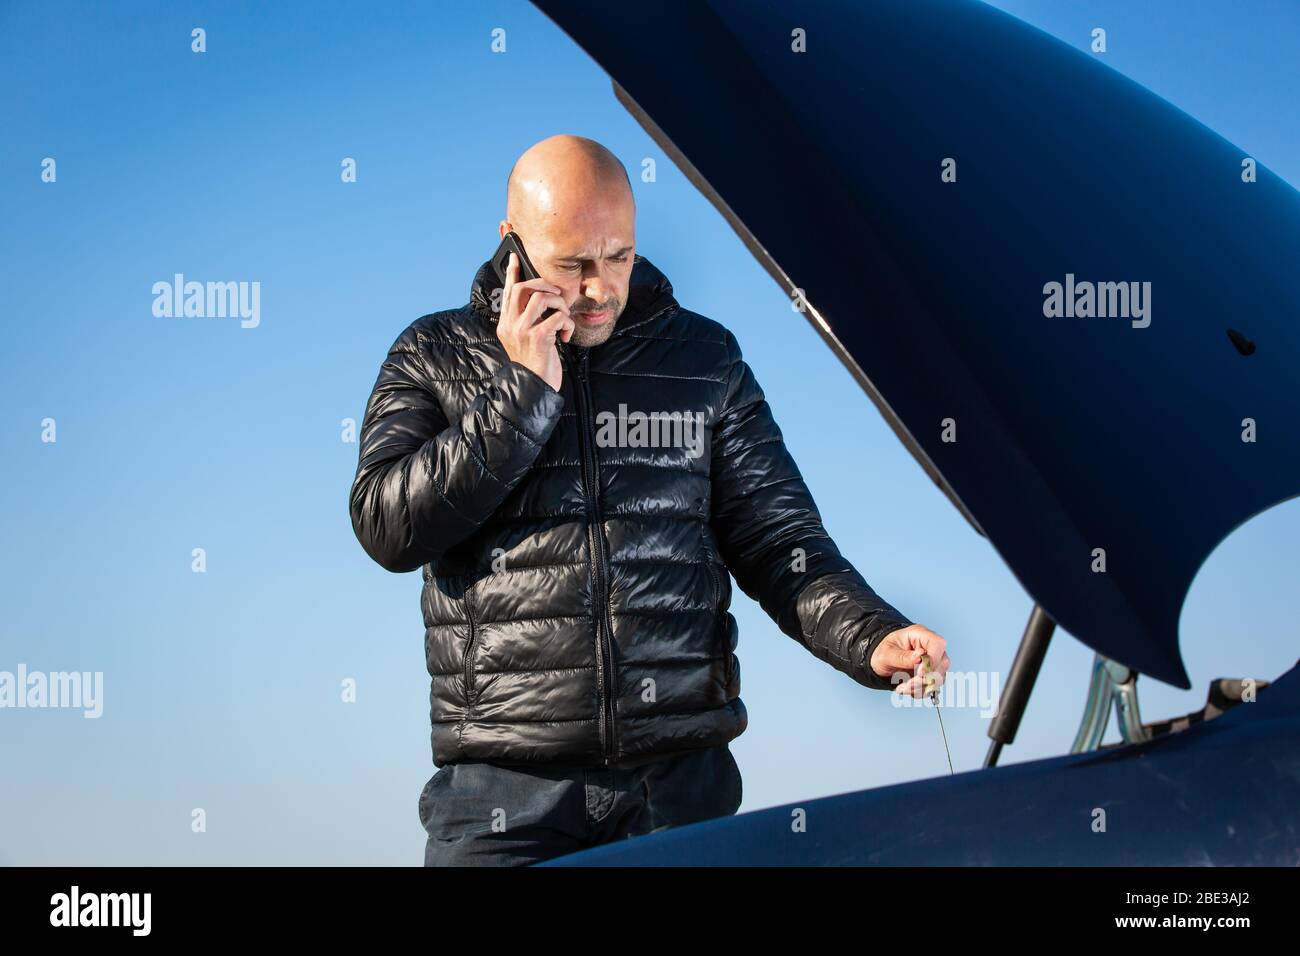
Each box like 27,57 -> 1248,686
574,307 -> 611,325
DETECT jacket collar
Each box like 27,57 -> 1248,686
468,252 -> 679,338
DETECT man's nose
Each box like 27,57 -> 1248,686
580,280 -> 612,305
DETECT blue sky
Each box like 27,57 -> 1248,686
1,0 -> 1296,864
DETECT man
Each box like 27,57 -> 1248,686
349,134 -> 951,866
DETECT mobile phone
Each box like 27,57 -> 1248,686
491,231 -> 558,322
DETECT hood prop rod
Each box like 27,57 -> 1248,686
983,604 -> 1056,768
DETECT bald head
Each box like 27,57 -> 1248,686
500,135 -> 637,347
506,134 -> 633,232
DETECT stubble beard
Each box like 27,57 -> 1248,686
568,297 -> 623,348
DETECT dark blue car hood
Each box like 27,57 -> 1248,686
531,0 -> 1300,689
539,658 -> 1300,865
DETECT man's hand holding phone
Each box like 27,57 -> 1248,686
496,252 -> 575,393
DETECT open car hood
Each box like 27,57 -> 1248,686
532,0 -> 1300,688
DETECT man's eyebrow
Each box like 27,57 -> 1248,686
555,246 -> 634,263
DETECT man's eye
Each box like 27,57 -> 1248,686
610,256 -> 627,263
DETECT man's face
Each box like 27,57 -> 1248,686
501,183 -> 635,348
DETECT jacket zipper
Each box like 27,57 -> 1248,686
462,584 -> 478,711
569,346 -> 617,766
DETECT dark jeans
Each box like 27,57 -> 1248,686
418,744 -> 743,866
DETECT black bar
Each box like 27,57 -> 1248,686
986,603 -> 1057,766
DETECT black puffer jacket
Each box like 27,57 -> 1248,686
349,254 -> 914,769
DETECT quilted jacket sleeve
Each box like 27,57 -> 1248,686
349,323 -> 565,573
708,329 -> 914,691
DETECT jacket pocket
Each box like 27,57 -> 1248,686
709,566 -> 733,689
721,613 -> 735,690
461,586 -> 479,712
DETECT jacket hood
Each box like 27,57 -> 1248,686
469,252 -> 679,338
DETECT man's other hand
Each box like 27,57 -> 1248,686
869,624 -> 950,698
